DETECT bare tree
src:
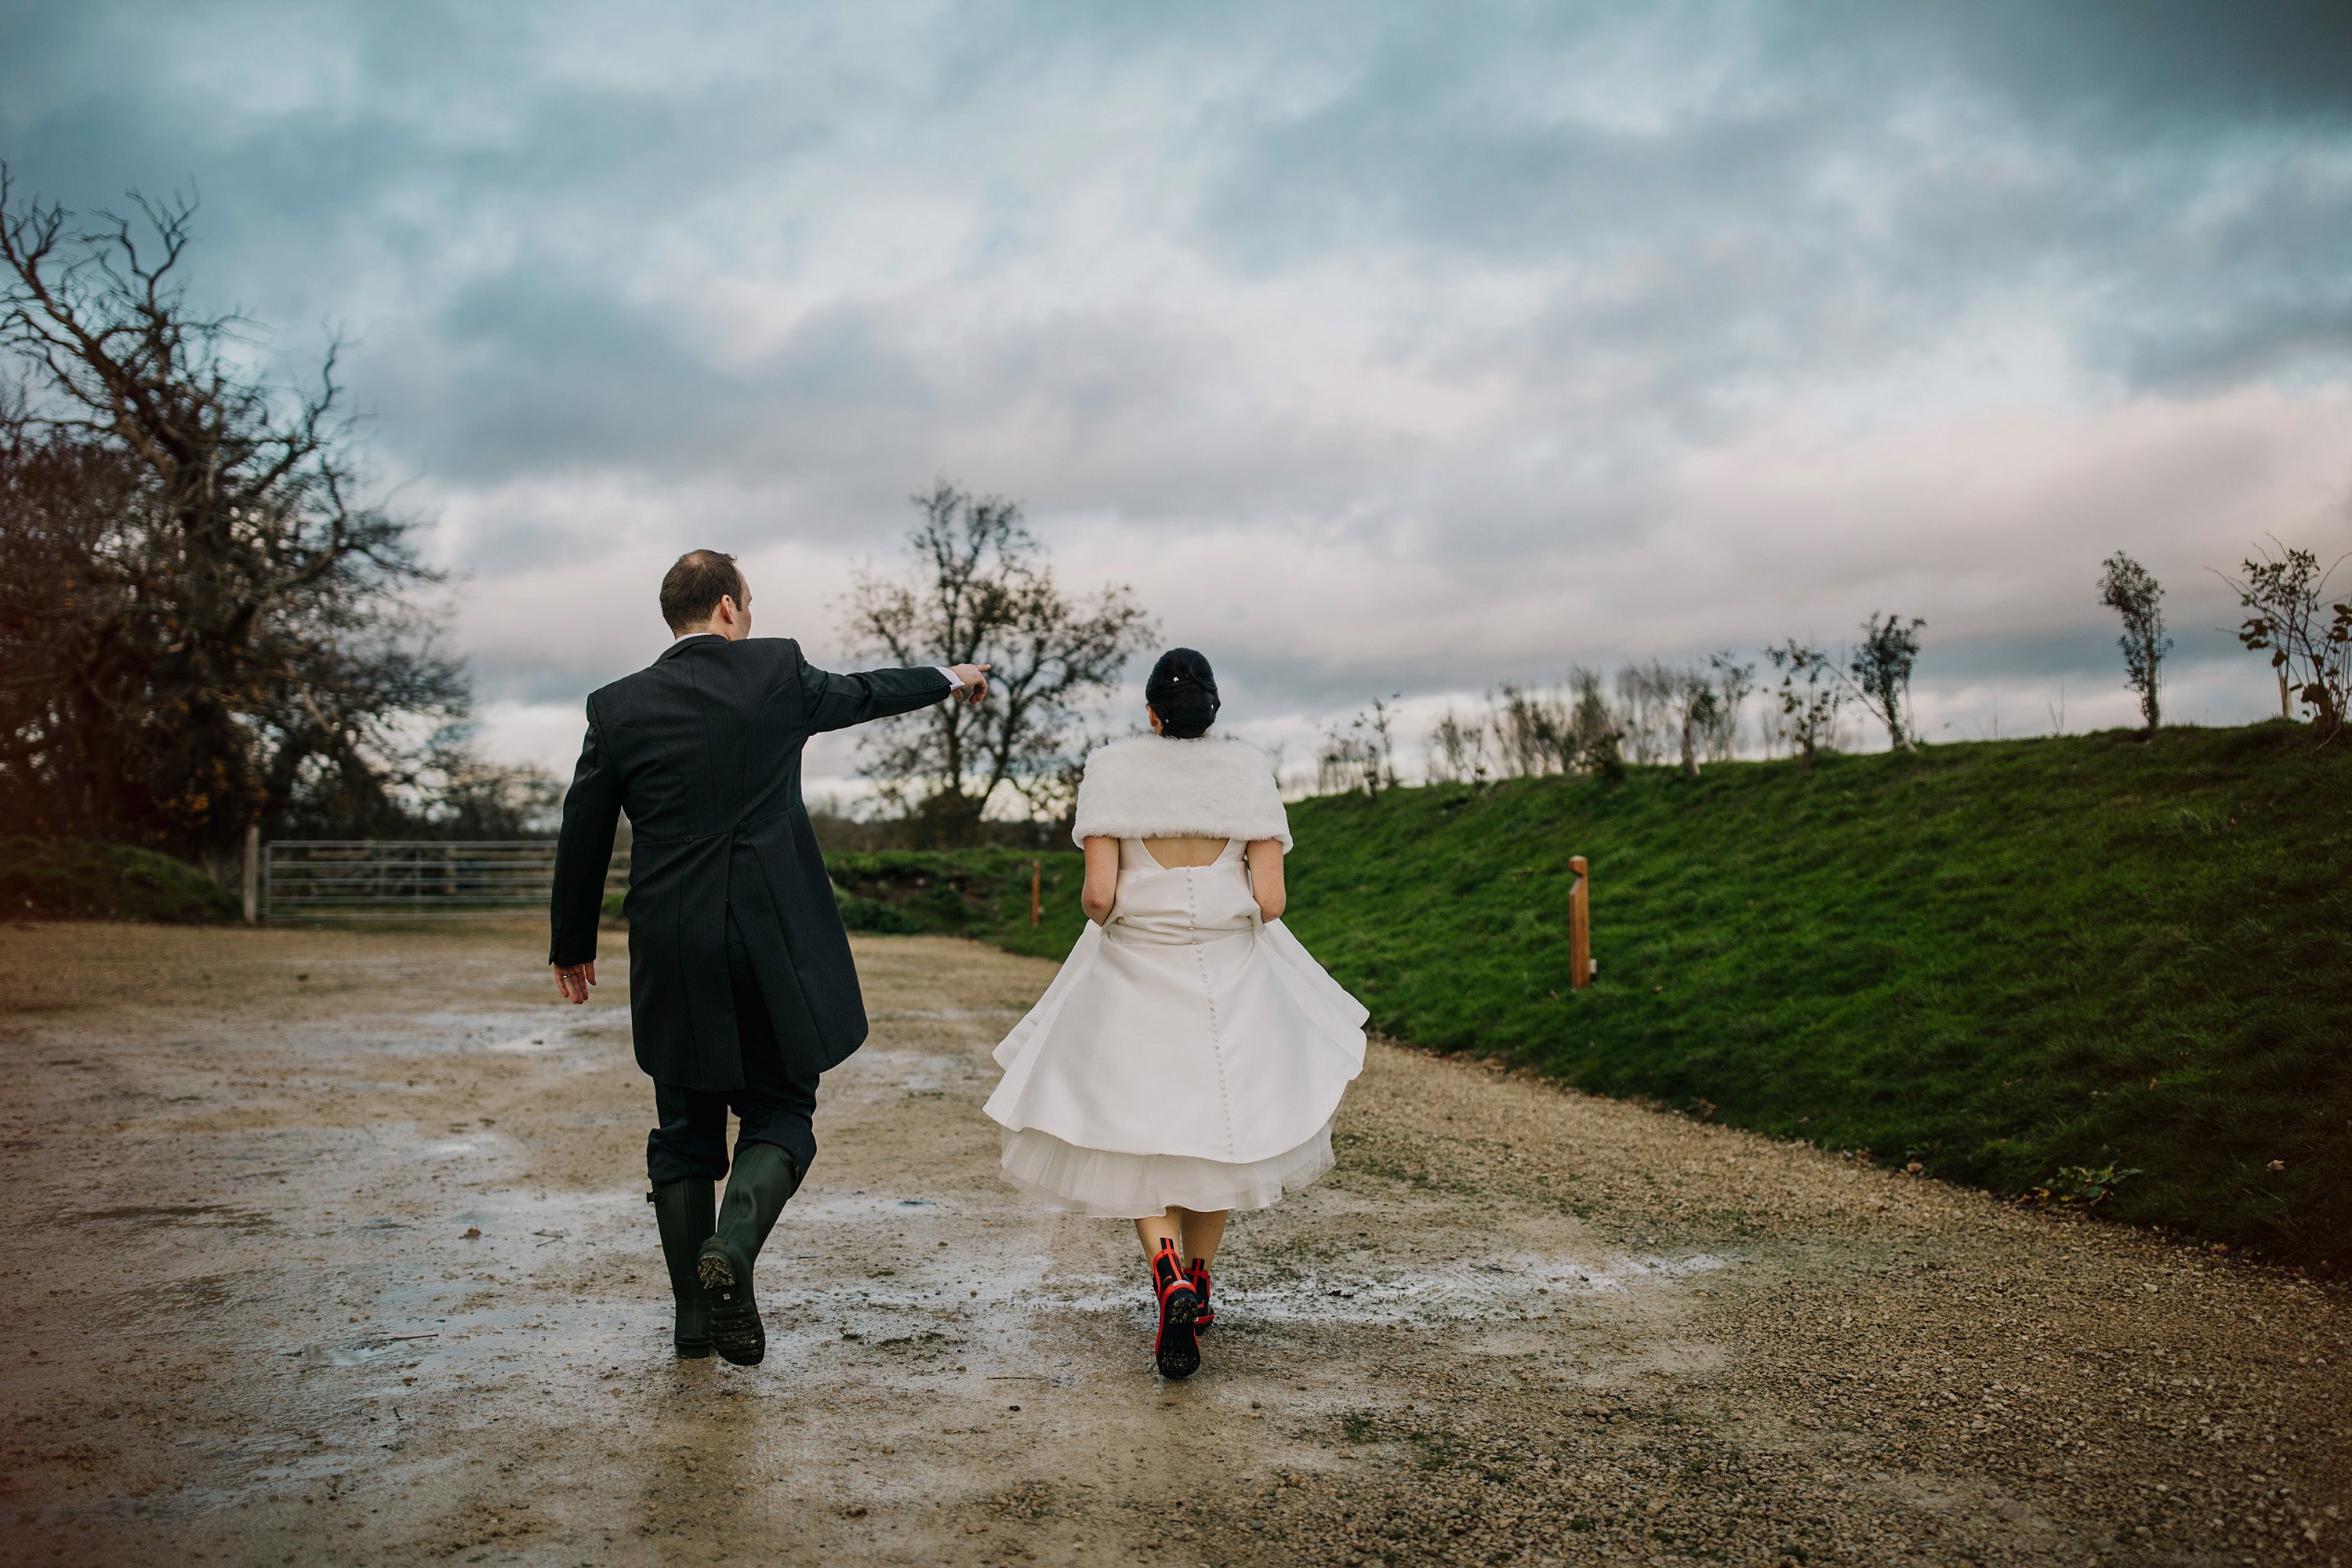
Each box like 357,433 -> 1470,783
1613,661 -> 1680,764
842,481 -> 1154,844
2098,552 -> 2171,732
1764,638 -> 1843,768
1315,697 -> 1401,799
2220,539 -> 2350,748
1313,722 -> 1363,796
1845,612 -> 1925,753
0,169 -> 466,857
1568,666 -> 1624,780
1706,651 -> 1755,762
1489,683 -> 1575,777
1668,669 -> 1719,777
1365,696 -> 1401,794
1423,705 -> 1490,786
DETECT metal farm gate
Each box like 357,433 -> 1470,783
260,840 -> 628,921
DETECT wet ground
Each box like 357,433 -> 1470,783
1,920 -> 2346,1567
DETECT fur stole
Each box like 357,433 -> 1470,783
1069,735 -> 1291,851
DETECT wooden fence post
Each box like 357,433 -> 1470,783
1029,859 -> 1042,927
242,824 -> 260,925
1568,855 -> 1593,989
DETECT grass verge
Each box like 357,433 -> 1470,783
1269,723 -> 2349,1268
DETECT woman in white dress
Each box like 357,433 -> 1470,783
985,648 -> 1369,1378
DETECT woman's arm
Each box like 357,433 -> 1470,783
1080,836 -> 1120,924
1245,838 -> 1286,922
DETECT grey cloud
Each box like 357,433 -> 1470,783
1197,2 -> 2352,411
2,0 -> 2343,762
1830,2 -> 2352,133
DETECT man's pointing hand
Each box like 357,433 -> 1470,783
948,662 -> 992,706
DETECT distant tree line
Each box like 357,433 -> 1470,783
1390,612 -> 1925,794
0,169 -> 554,869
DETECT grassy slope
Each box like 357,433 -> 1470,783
0,837 -> 238,922
1271,724 -> 2350,1266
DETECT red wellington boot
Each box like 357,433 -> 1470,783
1189,1258 -> 1214,1333
1148,1239 -> 1200,1379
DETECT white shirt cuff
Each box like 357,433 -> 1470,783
938,666 -> 965,691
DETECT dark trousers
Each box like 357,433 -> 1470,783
646,911 -> 820,1188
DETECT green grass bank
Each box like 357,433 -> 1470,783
0,837 -> 238,923
886,723 -> 2349,1267
1274,723 -> 2350,1269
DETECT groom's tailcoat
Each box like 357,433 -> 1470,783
548,634 -> 949,1091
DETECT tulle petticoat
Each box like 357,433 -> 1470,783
998,1119 -> 1336,1220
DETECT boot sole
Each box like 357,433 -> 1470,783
1155,1290 -> 1201,1380
698,1250 -> 766,1367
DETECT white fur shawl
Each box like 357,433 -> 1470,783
1069,735 -> 1291,851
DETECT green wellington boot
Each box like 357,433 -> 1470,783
648,1178 -> 717,1358
696,1142 -> 800,1367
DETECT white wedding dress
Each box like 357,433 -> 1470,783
985,737 -> 1368,1218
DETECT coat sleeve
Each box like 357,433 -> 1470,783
793,642 -> 953,733
548,698 -> 622,966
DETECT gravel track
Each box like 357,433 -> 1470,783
0,920 -> 2343,1567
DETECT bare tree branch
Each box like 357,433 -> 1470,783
841,481 -> 1155,844
0,164 -> 467,854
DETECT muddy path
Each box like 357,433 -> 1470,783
0,920 -> 2345,1568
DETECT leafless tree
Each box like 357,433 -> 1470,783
2220,539 -> 2350,748
1613,661 -> 1680,764
1705,651 -> 1755,762
1423,705 -> 1490,786
1486,683 -> 1573,776
1666,669 -> 1717,778
0,169 -> 466,857
1365,697 -> 1401,794
843,481 -> 1154,844
1316,697 -> 1402,799
2098,552 -> 2171,732
1568,666 -> 1624,780
1314,723 -> 1363,796
1764,638 -> 1843,768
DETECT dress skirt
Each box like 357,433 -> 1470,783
985,839 -> 1368,1219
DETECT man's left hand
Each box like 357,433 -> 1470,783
553,961 -> 596,1004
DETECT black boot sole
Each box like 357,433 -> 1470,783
698,1249 -> 766,1366
1155,1290 -> 1201,1380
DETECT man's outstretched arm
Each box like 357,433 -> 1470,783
798,645 -> 989,733
548,702 -> 622,1002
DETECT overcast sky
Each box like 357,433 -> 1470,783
7,2 -> 2351,796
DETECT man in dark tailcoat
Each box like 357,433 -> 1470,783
547,549 -> 987,1365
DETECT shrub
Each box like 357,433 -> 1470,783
0,837 -> 238,922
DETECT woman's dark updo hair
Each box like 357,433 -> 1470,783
1145,647 -> 1220,739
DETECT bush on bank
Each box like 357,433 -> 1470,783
0,837 -> 238,923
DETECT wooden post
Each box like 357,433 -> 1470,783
1029,859 -> 1042,927
1568,855 -> 1593,989
242,824 -> 260,925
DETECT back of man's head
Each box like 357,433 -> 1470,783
660,550 -> 746,633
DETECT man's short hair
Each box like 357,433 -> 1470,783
659,550 -> 746,633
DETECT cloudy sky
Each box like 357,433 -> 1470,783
7,1 -> 2351,796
